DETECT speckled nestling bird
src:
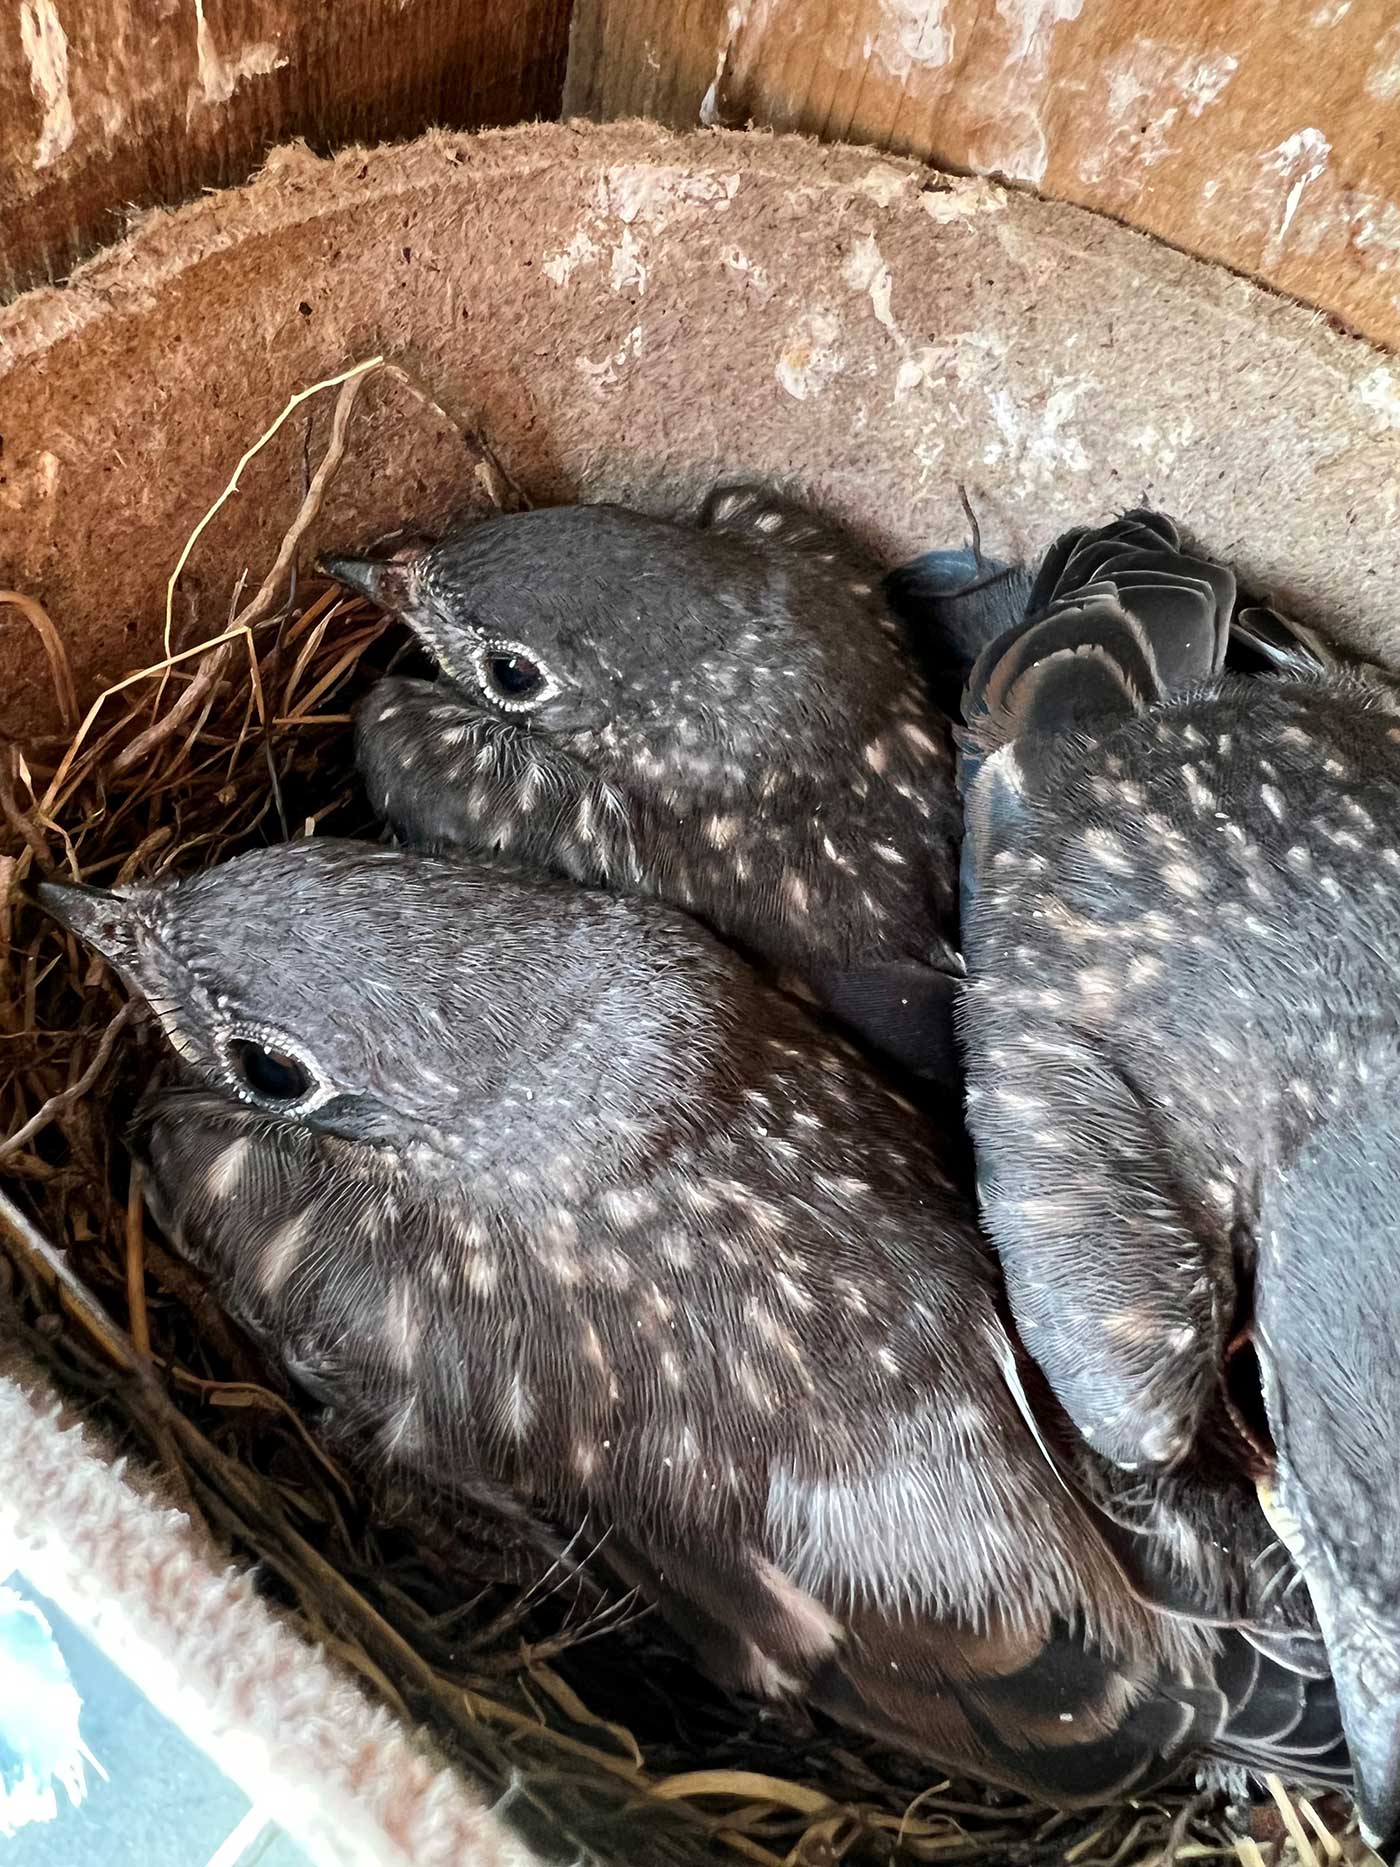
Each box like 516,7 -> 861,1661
40,839 -> 1350,1812
957,508 -> 1400,1850
325,488 -> 964,1085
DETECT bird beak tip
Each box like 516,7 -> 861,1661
36,880 -> 136,960
37,878 -> 99,930
319,551 -> 416,613
1359,1821 -> 1394,1862
318,552 -> 378,597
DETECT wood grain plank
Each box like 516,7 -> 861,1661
1,0 -> 573,297
565,0 -> 1400,351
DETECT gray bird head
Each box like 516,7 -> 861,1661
1252,1078 -> 1400,1855
326,502 -> 872,744
327,496 -> 963,1079
38,841 -> 722,1196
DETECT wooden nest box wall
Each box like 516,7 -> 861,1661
1,6 -> 1399,1866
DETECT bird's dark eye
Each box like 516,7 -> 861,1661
486,652 -> 544,701
228,1038 -> 314,1103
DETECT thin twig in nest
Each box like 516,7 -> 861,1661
162,354 -> 385,656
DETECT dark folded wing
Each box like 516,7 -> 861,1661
604,1532 -> 1349,1804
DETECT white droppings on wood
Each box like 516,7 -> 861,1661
857,162 -> 916,206
19,0 -> 74,169
576,326 -> 645,396
1078,41 -> 1238,185
609,227 -> 648,295
720,246 -> 774,293
841,233 -> 899,336
1367,21 -> 1400,100
920,178 -> 1008,223
983,379 -> 1094,481
966,0 -> 1084,185
543,227 -> 603,287
864,0 -> 955,79
190,0 -> 286,114
775,308 -> 845,401
1264,128 -> 1332,258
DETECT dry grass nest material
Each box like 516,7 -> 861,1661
0,359 -> 1358,1867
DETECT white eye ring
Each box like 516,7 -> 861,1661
220,1023 -> 336,1114
472,638 -> 560,713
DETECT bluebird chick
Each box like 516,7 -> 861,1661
41,840 -> 1349,1812
957,508 -> 1400,1852
325,489 -> 963,1084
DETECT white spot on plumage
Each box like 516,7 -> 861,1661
573,1440 -> 600,1480
873,842 -> 906,866
775,1270 -> 815,1313
899,721 -> 940,759
737,1356 -> 773,1411
466,1254 -> 500,1296
258,1212 -> 309,1296
837,1278 -> 870,1317
1077,969 -> 1117,1000
1260,783 -> 1286,820
207,1138 -> 251,1200
756,509 -> 784,533
1163,860 -> 1205,897
383,1280 -> 423,1369
814,1172 -> 872,1199
600,1187 -> 658,1227
1083,827 -> 1133,874
782,871 -> 810,914
581,1320 -> 611,1373
596,1248 -> 633,1288
506,1373 -> 535,1438
1182,765 -> 1212,813
864,737 -> 889,774
706,813 -> 740,849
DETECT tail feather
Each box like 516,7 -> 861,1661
959,512 -> 1243,803
1213,1638 -> 1351,1782
1231,601 -> 1334,677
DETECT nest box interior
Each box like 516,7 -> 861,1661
2,119 -> 1399,1867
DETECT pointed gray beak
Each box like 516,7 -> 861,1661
1327,1622 -> 1400,1860
37,880 -> 140,968
318,552 -> 416,613
1260,1480 -> 1400,1860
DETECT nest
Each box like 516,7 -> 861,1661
0,362 -> 1348,1867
